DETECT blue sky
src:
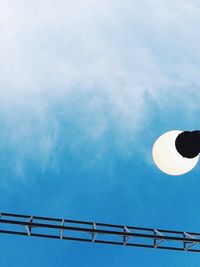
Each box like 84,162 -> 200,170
1,0 -> 200,266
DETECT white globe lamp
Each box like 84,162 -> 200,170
152,130 -> 200,175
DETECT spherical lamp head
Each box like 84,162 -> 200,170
152,130 -> 199,175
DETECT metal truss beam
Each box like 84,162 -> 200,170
1,212 -> 200,253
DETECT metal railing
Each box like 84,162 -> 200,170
1,212 -> 200,252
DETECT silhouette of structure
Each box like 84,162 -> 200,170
1,212 -> 200,253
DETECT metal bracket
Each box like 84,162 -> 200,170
123,226 -> 131,245
25,216 -> 33,236
154,229 -> 165,248
92,223 -> 97,242
60,220 -> 65,239
183,232 -> 199,251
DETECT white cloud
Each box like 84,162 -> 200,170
0,0 -> 200,173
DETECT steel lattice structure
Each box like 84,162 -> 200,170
1,212 -> 200,253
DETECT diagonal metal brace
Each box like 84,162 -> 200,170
25,216 -> 33,236
123,226 -> 131,245
183,232 -> 199,251
60,220 -> 65,239
92,223 -> 97,242
154,229 -> 165,248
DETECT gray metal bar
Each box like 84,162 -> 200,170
92,223 -> 97,242
60,220 -> 65,239
123,226 -> 131,245
25,216 -> 33,236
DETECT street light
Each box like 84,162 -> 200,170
152,130 -> 200,175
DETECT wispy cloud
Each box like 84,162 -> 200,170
0,0 -> 200,174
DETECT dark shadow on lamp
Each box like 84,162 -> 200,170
175,131 -> 200,158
